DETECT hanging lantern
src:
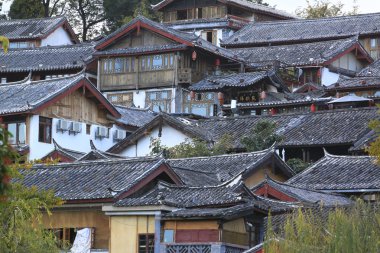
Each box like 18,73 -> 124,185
310,103 -> 316,112
192,51 -> 197,61
217,92 -> 224,105
270,108 -> 276,116
190,91 -> 195,100
215,58 -> 221,66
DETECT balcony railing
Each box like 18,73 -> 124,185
161,242 -> 248,253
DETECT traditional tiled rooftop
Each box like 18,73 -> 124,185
252,177 -> 353,206
223,12 -> 380,47
189,71 -> 282,91
327,76 -> 380,91
0,43 -> 94,73
287,153 -> 380,192
115,105 -> 155,128
20,157 -> 168,201
168,148 -> 294,186
152,0 -> 296,19
115,180 -> 246,208
0,16 -> 74,40
0,74 -> 84,115
358,59 -> 380,77
231,37 -> 368,67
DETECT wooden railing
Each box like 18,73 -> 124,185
161,243 -> 247,253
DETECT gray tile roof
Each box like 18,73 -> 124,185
252,177 -> 353,206
93,44 -> 188,57
152,0 -> 296,19
0,16 -> 73,40
231,37 -> 366,67
358,59 -> 380,77
115,105 -> 156,128
42,139 -> 86,161
327,76 -> 380,91
349,130 -> 377,153
197,108 -> 377,148
20,157 -> 167,201
0,72 -> 120,118
96,16 -> 242,62
0,43 -> 95,73
168,149 -> 294,186
189,71 -> 269,91
115,180 -> 245,208
223,12 -> 380,47
286,153 -> 380,192
0,73 -> 84,115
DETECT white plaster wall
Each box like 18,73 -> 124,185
321,67 -> 340,87
105,88 -> 177,112
120,124 -> 191,157
41,27 -> 73,46
0,0 -> 12,16
28,115 -> 124,160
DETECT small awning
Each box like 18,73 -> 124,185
328,94 -> 373,104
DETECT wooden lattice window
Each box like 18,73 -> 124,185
138,234 -> 154,253
146,91 -> 172,113
38,116 -> 52,143
107,93 -> 133,107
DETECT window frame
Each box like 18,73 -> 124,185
38,116 -> 52,144
138,234 -> 154,253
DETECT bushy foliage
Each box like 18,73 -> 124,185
241,120 -> 282,152
296,0 -> 359,19
368,116 -> 380,164
0,125 -> 63,252
286,158 -> 310,173
265,200 -> 380,253
150,134 -> 233,159
9,0 -> 45,19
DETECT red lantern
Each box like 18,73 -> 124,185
317,68 -> 321,77
192,51 -> 197,61
310,103 -> 316,112
270,108 -> 276,115
215,58 -> 221,66
217,92 -> 224,105
190,91 -> 195,100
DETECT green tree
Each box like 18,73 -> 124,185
9,0 -> 45,19
150,134 -> 234,159
0,125 -> 64,252
296,0 -> 359,19
247,0 -> 270,6
264,200 -> 380,253
286,158 -> 310,173
241,120 -> 282,152
368,116 -> 380,163
67,0 -> 107,41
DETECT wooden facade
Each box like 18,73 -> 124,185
39,89 -> 111,126
98,28 -> 219,92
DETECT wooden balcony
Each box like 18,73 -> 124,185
178,68 -> 204,84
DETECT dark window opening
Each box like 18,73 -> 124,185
138,234 -> 154,253
206,31 -> 213,43
38,117 -> 52,143
198,8 -> 203,18
177,10 -> 187,20
86,124 -> 91,135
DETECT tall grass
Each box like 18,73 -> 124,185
264,200 -> 380,253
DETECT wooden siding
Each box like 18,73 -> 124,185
110,215 -> 155,253
244,166 -> 288,189
222,218 -> 248,246
42,209 -> 109,249
108,29 -> 176,49
175,230 -> 219,243
164,220 -> 219,230
39,89 -> 110,125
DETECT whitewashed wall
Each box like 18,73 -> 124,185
28,115 -> 124,160
331,52 -> 365,72
41,27 -> 74,46
120,124 -> 191,157
105,88 -> 177,113
321,67 -> 340,87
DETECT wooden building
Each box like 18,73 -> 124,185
153,0 -> 295,46
94,15 -> 243,116
0,73 -> 123,160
